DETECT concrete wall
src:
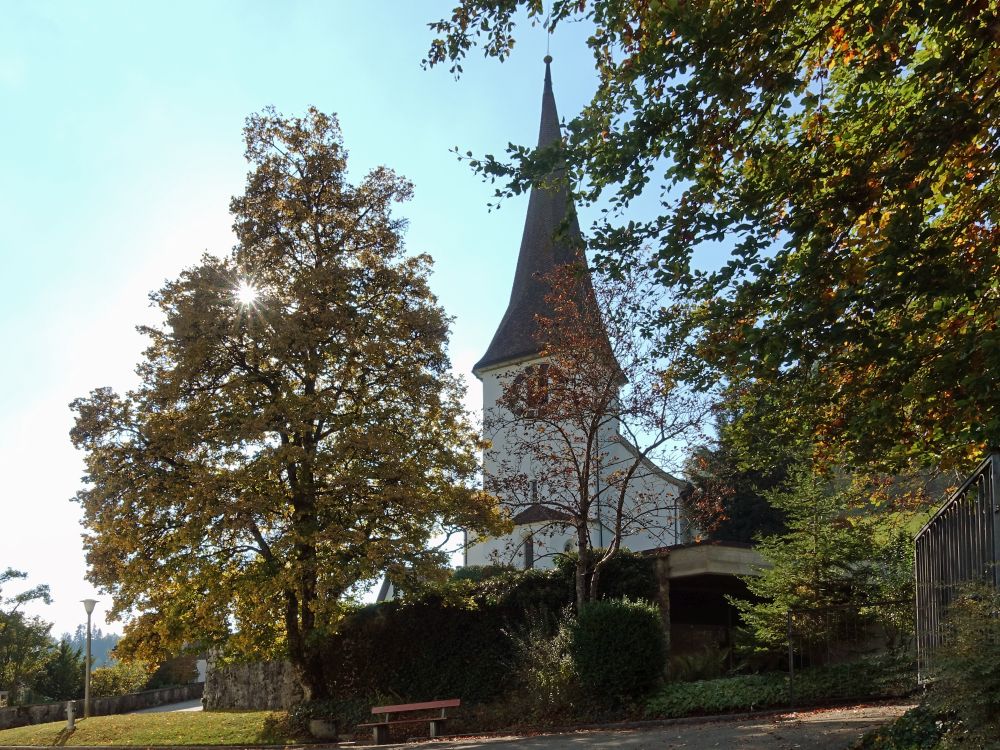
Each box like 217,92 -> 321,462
203,659 -> 302,711
0,683 -> 204,731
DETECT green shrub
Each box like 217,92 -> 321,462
850,706 -> 948,750
288,697 -> 373,735
570,598 -> 665,705
508,609 -> 579,719
320,597 -> 516,704
450,565 -> 515,583
146,654 -> 198,689
90,660 -> 153,697
647,654 -> 916,719
792,650 -> 915,702
670,647 -> 730,683
32,640 -> 85,701
926,583 -> 1000,742
646,673 -> 787,717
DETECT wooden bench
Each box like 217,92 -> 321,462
358,698 -> 461,745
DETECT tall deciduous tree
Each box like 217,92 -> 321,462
428,1 -> 1000,472
70,108 -> 504,700
487,260 -> 707,609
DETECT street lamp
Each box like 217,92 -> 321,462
81,599 -> 98,718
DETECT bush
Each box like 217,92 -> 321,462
288,696 -> 374,735
646,673 -> 787,717
926,583 -> 1000,742
32,640 -> 85,701
647,654 -> 916,719
792,652 -> 915,702
146,654 -> 198,689
850,706 -> 948,750
508,609 -> 579,720
670,647 -> 730,683
450,565 -> 515,583
570,598 -> 665,705
90,660 -> 153,697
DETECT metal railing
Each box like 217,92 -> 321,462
914,451 -> 1000,680
786,599 -> 916,706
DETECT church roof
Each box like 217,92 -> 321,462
511,503 -> 573,526
473,58 -> 601,375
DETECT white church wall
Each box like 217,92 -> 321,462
466,520 -> 577,569
596,440 -> 688,552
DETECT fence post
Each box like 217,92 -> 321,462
786,609 -> 795,708
991,450 -> 1000,591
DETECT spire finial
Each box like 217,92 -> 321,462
545,5 -> 552,59
543,54 -> 552,64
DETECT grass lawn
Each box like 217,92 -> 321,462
0,710 -> 306,746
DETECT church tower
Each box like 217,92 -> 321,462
467,58 -> 609,568
472,57 -> 588,377
465,58 -> 689,570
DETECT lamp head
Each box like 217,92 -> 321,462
81,599 -> 98,615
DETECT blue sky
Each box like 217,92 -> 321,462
0,1 -> 604,636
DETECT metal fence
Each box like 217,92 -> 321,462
786,599 -> 916,705
914,451 -> 1000,680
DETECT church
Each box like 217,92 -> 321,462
463,58 -> 692,570
381,59 -> 763,657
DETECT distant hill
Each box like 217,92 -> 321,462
61,625 -> 119,667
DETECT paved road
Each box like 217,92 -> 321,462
130,699 -> 203,714
384,704 -> 911,750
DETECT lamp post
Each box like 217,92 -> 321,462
81,599 -> 98,719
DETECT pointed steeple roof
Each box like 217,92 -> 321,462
473,57 -> 598,376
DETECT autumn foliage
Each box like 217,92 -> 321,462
429,0 -> 1000,472
70,108 -> 504,699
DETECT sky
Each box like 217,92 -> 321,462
0,1 -> 607,637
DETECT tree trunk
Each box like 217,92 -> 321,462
575,556 -> 587,612
291,647 -> 329,702
590,565 -> 602,603
284,589 -> 329,702
575,523 -> 590,611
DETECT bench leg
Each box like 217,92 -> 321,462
374,724 -> 389,745
429,719 -> 447,738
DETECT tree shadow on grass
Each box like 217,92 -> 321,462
52,726 -> 74,747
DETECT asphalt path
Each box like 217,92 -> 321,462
130,699 -> 203,714
368,704 -> 912,750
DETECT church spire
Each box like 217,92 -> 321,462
473,57 -> 596,375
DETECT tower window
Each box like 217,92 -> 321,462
511,364 -> 550,418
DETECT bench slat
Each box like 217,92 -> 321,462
370,698 -> 461,714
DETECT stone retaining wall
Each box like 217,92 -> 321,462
203,660 -> 302,711
0,683 -> 204,731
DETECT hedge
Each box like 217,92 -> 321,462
570,598 -> 665,705
317,552 -> 658,706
